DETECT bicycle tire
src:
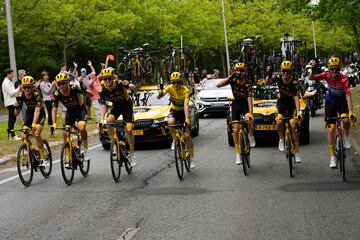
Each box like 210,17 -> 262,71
79,140 -> 90,177
110,140 -> 121,182
121,143 -> 132,175
240,131 -> 248,176
146,59 -> 155,82
60,142 -> 75,185
40,140 -> 52,178
17,143 -> 33,187
245,131 -> 251,168
183,140 -> 191,172
338,136 -> 346,181
160,59 -> 168,82
117,62 -> 127,80
174,136 -> 184,180
285,131 -> 294,178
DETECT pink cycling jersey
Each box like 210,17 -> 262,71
313,72 -> 350,96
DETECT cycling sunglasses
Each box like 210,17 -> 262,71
282,70 -> 291,73
103,77 -> 113,81
23,86 -> 32,90
236,69 -> 246,72
172,81 -> 181,85
330,68 -> 340,72
58,81 -> 68,86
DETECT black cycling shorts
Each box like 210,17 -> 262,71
231,99 -> 249,122
24,109 -> 46,127
109,101 -> 134,123
325,98 -> 348,124
65,107 -> 86,126
169,108 -> 185,124
276,97 -> 296,118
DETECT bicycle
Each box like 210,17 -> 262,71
169,124 -> 192,180
236,115 -> 251,176
326,116 -> 351,182
103,121 -> 132,182
281,117 -> 299,178
15,127 -> 52,187
57,125 -> 90,185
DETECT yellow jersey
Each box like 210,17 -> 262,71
162,84 -> 190,111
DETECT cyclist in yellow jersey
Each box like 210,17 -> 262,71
52,73 -> 93,161
157,72 -> 196,169
15,76 -> 47,167
99,68 -> 137,167
217,62 -> 255,165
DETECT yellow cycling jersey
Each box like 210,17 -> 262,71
162,84 -> 190,111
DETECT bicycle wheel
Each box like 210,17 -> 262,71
146,59 -> 155,82
183,140 -> 191,172
40,140 -> 52,178
121,142 -> 132,175
17,143 -> 33,187
337,136 -> 346,181
60,142 -> 75,185
174,136 -> 184,180
285,131 -> 294,178
117,62 -> 127,80
160,59 -> 168,82
110,140 -> 121,182
79,140 -> 90,177
240,131 -> 248,176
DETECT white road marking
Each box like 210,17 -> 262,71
0,144 -> 102,186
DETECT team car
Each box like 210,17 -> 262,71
99,85 -> 199,149
226,83 -> 310,146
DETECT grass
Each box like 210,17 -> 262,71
352,87 -> 360,140
0,109 -> 99,162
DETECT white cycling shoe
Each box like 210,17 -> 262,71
344,137 -> 351,149
278,139 -> 284,152
130,153 -> 136,167
171,140 -> 175,151
83,147 -> 90,161
249,135 -> 256,148
294,153 -> 302,163
330,156 -> 337,169
235,154 -> 242,165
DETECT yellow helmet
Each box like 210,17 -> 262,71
328,57 -> 341,69
55,73 -> 69,83
280,60 -> 293,71
234,62 -> 246,71
101,67 -> 115,79
21,76 -> 35,86
170,72 -> 182,82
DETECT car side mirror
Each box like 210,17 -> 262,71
227,96 -> 234,101
196,86 -> 201,92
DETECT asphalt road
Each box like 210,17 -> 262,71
1,109 -> 360,240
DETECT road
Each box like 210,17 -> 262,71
1,109 -> 360,240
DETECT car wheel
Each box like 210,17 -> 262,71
191,118 -> 200,137
198,113 -> 204,118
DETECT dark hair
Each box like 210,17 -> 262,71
40,71 -> 48,80
59,63 -> 67,70
4,68 -> 13,75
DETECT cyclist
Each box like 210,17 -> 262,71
217,62 -> 255,165
51,73 -> 93,162
157,72 -> 196,169
308,57 -> 356,168
98,68 -> 137,167
266,60 -> 302,163
14,76 -> 47,167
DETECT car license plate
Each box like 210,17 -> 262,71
133,130 -> 144,135
212,102 -> 223,107
256,125 -> 276,130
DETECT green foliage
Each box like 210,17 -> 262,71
0,0 -> 358,79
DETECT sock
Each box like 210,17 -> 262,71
170,128 -> 176,140
328,144 -> 335,157
83,139 -> 88,148
295,143 -> 299,153
189,147 -> 194,158
39,148 -> 45,160
129,142 -> 134,154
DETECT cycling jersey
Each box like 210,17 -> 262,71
53,85 -> 84,111
226,74 -> 252,99
99,80 -> 130,105
162,85 -> 190,111
272,75 -> 301,99
313,72 -> 350,102
16,90 -> 44,110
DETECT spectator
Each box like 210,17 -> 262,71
16,69 -> 26,120
39,71 -> 54,127
201,69 -> 208,80
213,68 -> 220,78
1,69 -> 21,140
88,72 -> 101,122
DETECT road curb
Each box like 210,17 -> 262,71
350,136 -> 360,172
0,129 -> 98,166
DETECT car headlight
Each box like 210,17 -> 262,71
197,97 -> 205,101
153,117 -> 168,124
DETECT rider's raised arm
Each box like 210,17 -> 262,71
247,83 -> 253,114
157,85 -> 168,99
216,76 -> 230,88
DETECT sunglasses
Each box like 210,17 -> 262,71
173,81 -> 181,85
23,86 -> 32,90
330,68 -> 340,72
236,69 -> 246,73
103,77 -> 113,81
58,81 -> 68,86
282,70 -> 291,74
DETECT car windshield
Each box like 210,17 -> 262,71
133,91 -> 170,106
252,85 -> 278,100
202,79 -> 230,90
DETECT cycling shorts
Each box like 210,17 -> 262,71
276,97 -> 296,118
109,101 -> 134,123
65,106 -> 86,126
325,98 -> 348,124
24,109 -> 46,128
169,108 -> 185,124
231,99 -> 249,123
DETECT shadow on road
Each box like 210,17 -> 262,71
280,181 -> 360,192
